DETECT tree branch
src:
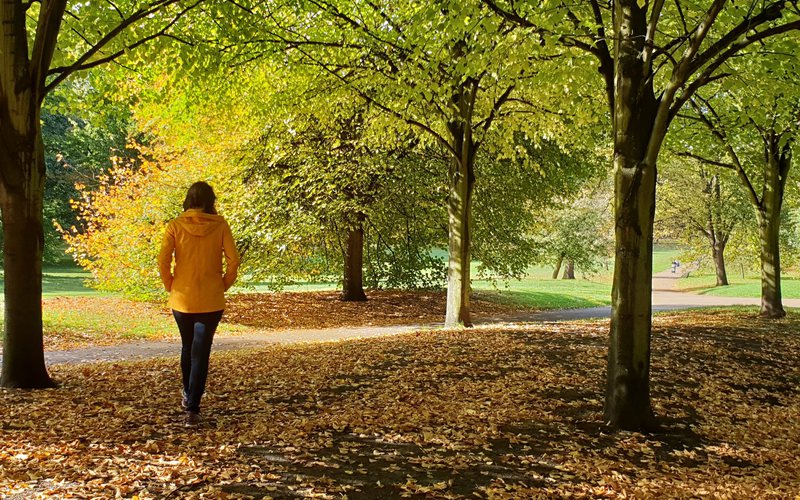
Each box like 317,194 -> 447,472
30,0 -> 68,96
675,151 -> 735,169
672,19 -> 800,117
688,1 -> 785,75
504,97 -> 563,116
657,0 -> 726,109
45,0 -> 200,93
587,0 -> 614,111
225,0 -> 253,15
643,0 -> 666,69
482,0 -> 538,29
687,98 -> 762,207
286,42 -> 457,157
475,84 -> 514,149
673,0 -> 689,36
309,0 -> 412,59
104,0 -> 125,19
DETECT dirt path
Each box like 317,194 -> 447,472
5,275 -> 798,366
652,268 -> 681,291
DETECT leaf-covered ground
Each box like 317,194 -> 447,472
224,290 -> 519,329
25,291 -> 522,352
1,310 -> 798,498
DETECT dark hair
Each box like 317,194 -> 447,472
183,181 -> 217,214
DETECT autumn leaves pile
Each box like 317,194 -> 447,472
1,310 -> 798,498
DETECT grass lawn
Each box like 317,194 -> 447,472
241,273 -> 616,310
39,267 -> 99,297
1,310 -> 797,498
32,245 -> 681,309
473,278 -> 611,309
0,297 -> 252,351
677,273 -> 800,298
470,244 -> 680,309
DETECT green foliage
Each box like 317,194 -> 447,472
361,154 -> 449,290
656,158 -> 754,273
666,35 -> 800,275
229,100 -> 448,290
473,139 -> 608,279
41,77 -> 139,264
81,0 -> 608,301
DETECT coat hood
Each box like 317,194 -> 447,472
175,209 -> 225,237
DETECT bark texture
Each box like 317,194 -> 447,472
604,0 -> 658,430
444,138 -> 475,327
1,184 -> 53,388
712,242 -> 729,286
552,255 -> 564,280
758,213 -> 784,317
561,259 -> 575,280
341,219 -> 367,302
0,0 -> 65,387
757,138 -> 790,318
444,75 -> 478,328
0,105 -> 53,387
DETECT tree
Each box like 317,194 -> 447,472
233,102 -> 446,298
215,0 -> 574,326
62,140 -> 213,300
535,195 -> 613,281
485,0 -> 800,429
0,0 -> 204,387
679,93 -> 798,316
656,158 -> 752,286
61,52 -> 452,299
472,137 -> 607,282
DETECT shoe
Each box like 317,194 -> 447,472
184,411 -> 200,427
181,390 -> 188,410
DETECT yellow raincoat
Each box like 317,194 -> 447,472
158,209 -> 240,313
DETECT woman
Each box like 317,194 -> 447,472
158,181 -> 240,427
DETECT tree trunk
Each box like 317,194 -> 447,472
758,210 -> 784,318
605,146 -> 657,430
708,174 -> 729,287
712,241 -> 728,286
444,144 -> 475,327
604,1 -> 658,430
443,73 -> 478,329
552,255 -> 564,279
562,259 -> 575,279
0,128 -> 53,388
756,140 -> 789,318
341,216 -> 367,302
0,6 -> 54,386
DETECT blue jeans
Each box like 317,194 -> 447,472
172,310 -> 223,413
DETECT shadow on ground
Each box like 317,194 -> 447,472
209,315 -> 795,499
2,310 -> 798,498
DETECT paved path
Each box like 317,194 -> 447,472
39,324 -> 427,365
4,272 -> 797,366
